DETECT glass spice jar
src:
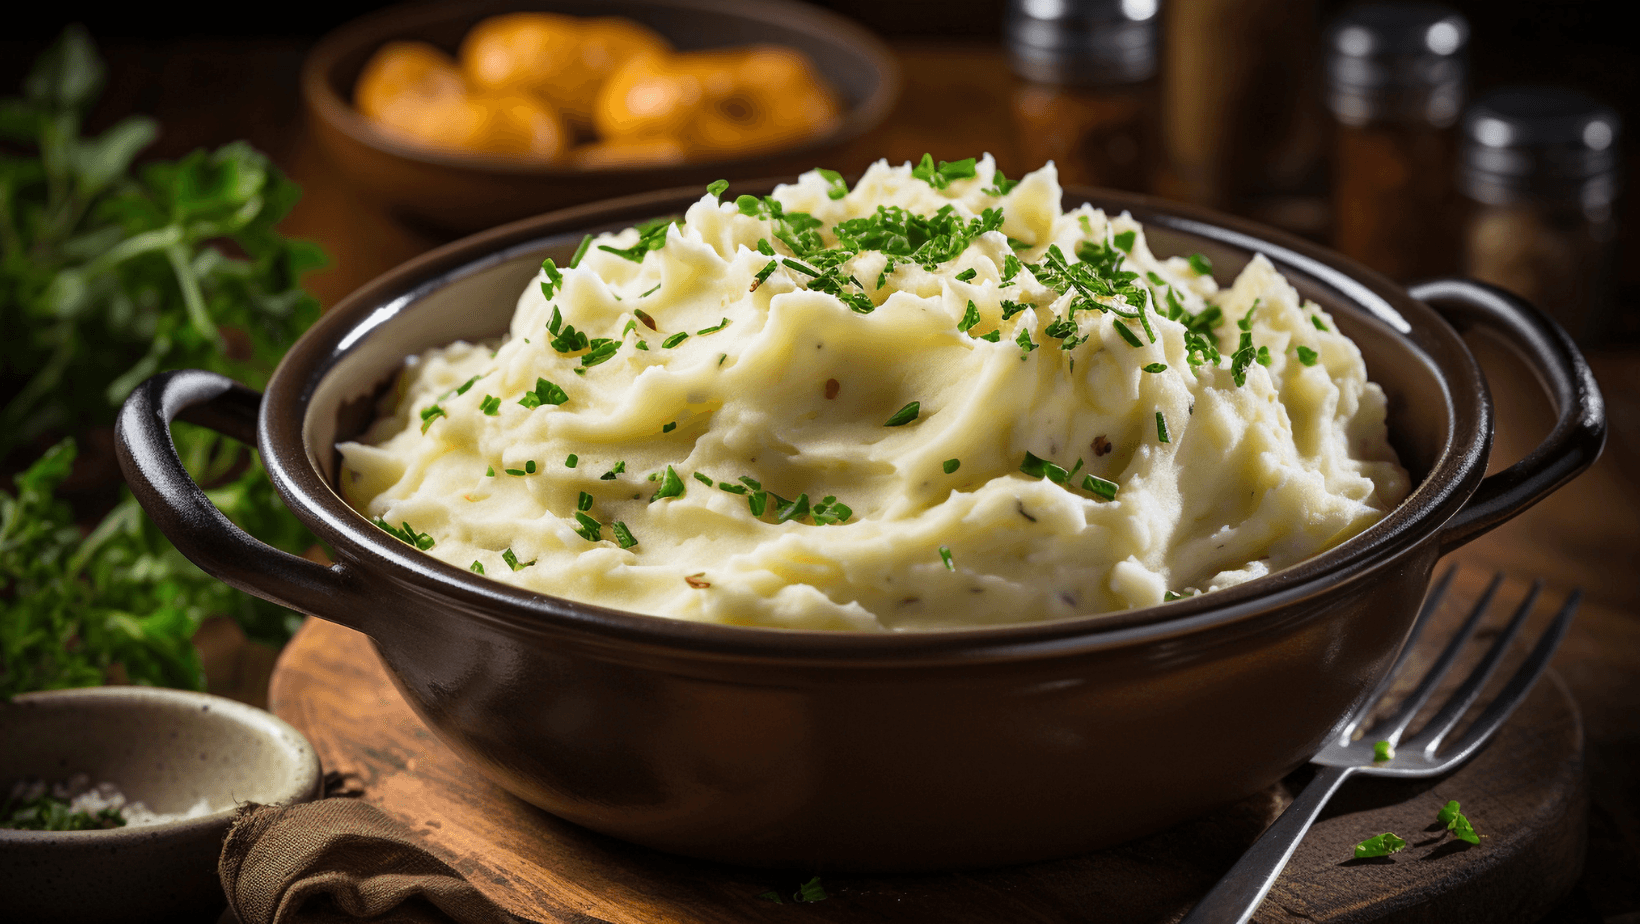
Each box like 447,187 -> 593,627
1325,3 -> 1469,282
1459,87 -> 1623,344
1005,0 -> 1161,192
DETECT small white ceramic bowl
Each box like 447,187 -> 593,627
0,687 -> 322,924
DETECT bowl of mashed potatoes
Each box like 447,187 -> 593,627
117,157 -> 1602,871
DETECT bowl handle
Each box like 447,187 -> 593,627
1408,278 -> 1606,554
115,369 -> 379,635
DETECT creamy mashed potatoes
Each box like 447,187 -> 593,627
338,156 -> 1409,630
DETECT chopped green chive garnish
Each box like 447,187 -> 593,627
518,377 -> 569,409
939,545 -> 954,570
706,179 -> 729,198
598,216 -> 677,263
776,493 -> 811,523
1187,253 -> 1213,276
1164,589 -> 1196,602
662,331 -> 689,349
911,153 -> 978,190
943,458 -> 960,474
565,454 -> 577,468
718,481 -> 747,495
600,461 -> 625,480
577,491 -> 594,512
612,521 -> 638,549
817,168 -> 849,200
581,338 -> 620,367
570,234 -> 593,269
662,421 -> 676,433
419,404 -> 446,432
639,282 -> 661,298
747,491 -> 768,516
1297,345 -> 1319,366
1082,474 -> 1118,500
1114,322 -> 1143,348
752,260 -> 779,289
697,318 -> 731,335
1142,362 -> 1167,373
548,305 -> 562,335
470,561 -> 484,574
485,466 -> 495,477
757,238 -> 776,256
1373,740 -> 1394,762
1156,411 -> 1170,443
1312,314 -> 1329,331
1113,230 -> 1136,252
373,518 -> 434,551
453,375 -> 480,397
479,395 -> 501,416
573,512 -> 602,542
502,547 -> 534,571
526,460 -> 536,474
1437,801 -> 1479,845
693,472 -> 714,486
539,257 -> 564,300
955,267 -> 977,282
650,465 -> 685,502
959,300 -> 981,332
1020,450 -> 1073,483
884,401 -> 921,427
1353,832 -> 1407,859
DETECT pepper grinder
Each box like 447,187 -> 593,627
1005,0 -> 1161,192
1325,2 -> 1468,281
1460,87 -> 1623,344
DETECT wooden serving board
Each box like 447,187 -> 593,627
269,574 -> 1585,924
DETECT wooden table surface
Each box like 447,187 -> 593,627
58,37 -> 1638,921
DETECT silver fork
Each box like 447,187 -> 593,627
1178,569 -> 1581,924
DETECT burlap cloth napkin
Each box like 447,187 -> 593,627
219,797 -> 529,924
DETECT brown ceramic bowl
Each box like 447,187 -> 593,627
302,0 -> 899,234
115,183 -> 1603,872
0,687 -> 322,924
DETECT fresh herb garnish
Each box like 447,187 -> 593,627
810,496 -> 852,525
662,331 -> 689,349
600,461 -> 625,480
1113,230 -> 1136,252
597,215 -> 677,263
570,234 -> 593,268
1437,800 -> 1480,845
1082,474 -> 1119,500
706,179 -> 729,198
639,282 -> 661,299
502,547 -> 534,571
479,395 -> 501,416
419,404 -> 446,432
576,491 -> 595,512
697,318 -> 732,335
1312,314 -> 1329,331
1114,322 -> 1143,348
1374,740 -> 1394,762
938,545 -> 954,570
911,153 -> 978,190
954,267 -> 977,282
517,378 -> 569,409
983,168 -> 1020,197
650,466 -> 686,502
469,561 -> 484,574
884,402 -> 921,427
693,472 -> 714,486
565,454 -> 577,468
943,458 -> 961,474
1187,253 -> 1213,276
612,521 -> 638,549
1016,327 -> 1038,354
1353,832 -> 1407,858
775,493 -> 811,524
539,257 -> 564,300
1156,412 -> 1170,443
572,512 -> 602,542
374,518 -> 434,551
816,168 -> 849,200
1142,363 -> 1167,373
1,792 -> 126,831
1297,345 -> 1319,366
662,421 -> 677,433
959,300 -> 981,332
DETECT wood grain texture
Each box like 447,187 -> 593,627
270,576 -> 1585,924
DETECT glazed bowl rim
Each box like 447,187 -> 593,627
300,0 -> 902,179
0,686 -> 321,845
260,182 -> 1487,662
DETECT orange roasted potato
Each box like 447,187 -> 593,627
355,40 -> 465,121
594,45 -> 840,159
460,13 -> 668,129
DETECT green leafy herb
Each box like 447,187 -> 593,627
1,792 -> 126,831
539,258 -> 564,300
662,331 -> 688,349
570,234 -> 593,268
502,547 -> 534,571
943,458 -> 961,474
955,267 -> 977,282
581,338 -> 620,368
1297,345 -> 1319,366
696,318 -> 731,335
1353,832 -> 1407,858
693,472 -> 714,486
1142,362 -> 1167,374
795,877 -> 828,903
485,466 -> 495,477
1082,474 -> 1119,500
570,512 -> 601,542
816,168 -> 848,200
577,491 -> 595,512
1374,740 -> 1394,762
374,518 -> 434,551
810,496 -> 852,525
1016,327 -> 1038,354
597,215 -> 677,263
479,395 -> 501,416
938,545 -> 954,570
639,282 -> 661,299
600,461 -> 625,480
911,153 -> 978,190
649,465 -> 686,502
564,454 -> 577,468
718,481 -> 747,495
884,401 -> 920,427
1020,451 -> 1073,483
1163,589 -> 1196,602
983,168 -> 1019,197
662,421 -> 676,433
775,493 -> 811,524
518,378 -> 569,409
469,561 -> 484,574
959,300 -> 981,332
1156,412 -> 1170,443
1114,322 -> 1144,348
706,179 -> 729,198
612,521 -> 638,549
1113,230 -> 1136,252
1001,300 -> 1029,320
419,404 -> 446,432
1312,314 -> 1329,331
1000,254 -> 1022,286
1188,253 -> 1213,276
1437,801 -> 1480,845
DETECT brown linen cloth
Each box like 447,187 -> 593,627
219,799 -> 524,924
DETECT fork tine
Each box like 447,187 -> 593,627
1365,571 -> 1503,745
1422,588 -> 1580,769
1336,566 -> 1457,743
1407,580 -> 1542,754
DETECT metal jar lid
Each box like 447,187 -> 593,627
1005,0 -> 1161,88
1460,86 -> 1622,207
1325,2 -> 1468,126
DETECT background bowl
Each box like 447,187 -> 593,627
301,0 -> 900,234
0,687 -> 322,924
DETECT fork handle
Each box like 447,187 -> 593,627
1177,764 -> 1355,924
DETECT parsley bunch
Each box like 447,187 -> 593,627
1,29 -> 324,695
